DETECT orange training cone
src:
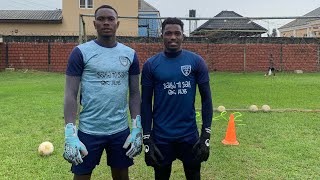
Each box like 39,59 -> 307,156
222,113 -> 239,145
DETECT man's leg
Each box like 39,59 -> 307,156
177,133 -> 201,180
152,138 -> 176,180
183,163 -> 201,180
74,173 -> 92,180
106,129 -> 133,180
154,164 -> 172,180
111,168 -> 129,180
271,68 -> 276,76
268,68 -> 272,76
71,131 -> 105,180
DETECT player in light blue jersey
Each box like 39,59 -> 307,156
141,18 -> 213,180
63,5 -> 142,180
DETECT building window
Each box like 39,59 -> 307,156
80,0 -> 93,9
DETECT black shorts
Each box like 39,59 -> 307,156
71,128 -> 133,175
154,132 -> 200,168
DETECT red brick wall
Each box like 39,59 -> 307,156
5,43 -> 48,71
50,43 -> 77,72
124,42 -> 163,66
0,43 -> 5,70
245,44 -> 282,72
207,44 -> 247,72
0,42 -> 319,72
282,44 -> 318,72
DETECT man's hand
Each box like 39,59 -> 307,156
63,123 -> 88,165
123,115 -> 143,158
143,134 -> 164,167
192,128 -> 211,163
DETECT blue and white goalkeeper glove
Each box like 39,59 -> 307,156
123,115 -> 142,158
63,123 -> 88,165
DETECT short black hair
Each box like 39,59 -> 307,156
94,5 -> 118,19
161,17 -> 184,33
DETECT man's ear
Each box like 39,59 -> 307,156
117,21 -> 120,29
93,20 -> 97,30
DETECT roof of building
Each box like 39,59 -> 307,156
192,11 -> 267,33
139,0 -> 159,12
279,7 -> 320,29
0,10 -> 62,23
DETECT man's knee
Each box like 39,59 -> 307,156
74,173 -> 92,180
154,164 -> 172,180
183,164 -> 201,180
111,167 -> 129,180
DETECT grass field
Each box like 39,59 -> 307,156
0,71 -> 320,179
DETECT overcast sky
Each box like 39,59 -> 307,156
145,0 -> 320,34
0,0 -> 61,10
1,0 -> 319,34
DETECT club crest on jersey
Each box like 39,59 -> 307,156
119,56 -> 129,66
181,65 -> 191,76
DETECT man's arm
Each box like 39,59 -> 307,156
194,56 -> 212,131
64,75 -> 81,125
129,74 -> 141,118
141,85 -> 164,167
198,82 -> 213,132
63,47 -> 88,165
192,81 -> 213,163
63,75 -> 88,165
64,46 -> 84,125
141,85 -> 153,135
123,74 -> 142,158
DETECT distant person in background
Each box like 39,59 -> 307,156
265,54 -> 276,76
141,17 -> 213,180
63,5 -> 142,180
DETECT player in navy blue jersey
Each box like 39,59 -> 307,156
141,17 -> 213,180
63,5 -> 142,180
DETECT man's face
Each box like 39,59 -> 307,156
94,8 -> 119,37
162,24 -> 184,52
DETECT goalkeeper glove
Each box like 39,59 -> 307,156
63,123 -> 88,165
192,127 -> 211,163
123,115 -> 143,158
143,134 -> 164,168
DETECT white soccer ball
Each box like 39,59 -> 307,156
261,105 -> 271,112
38,141 -> 54,156
217,105 -> 226,112
249,105 -> 258,112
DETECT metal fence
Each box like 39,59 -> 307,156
2,35 -> 320,44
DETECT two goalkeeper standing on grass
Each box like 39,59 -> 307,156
63,4 -> 213,180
